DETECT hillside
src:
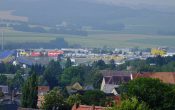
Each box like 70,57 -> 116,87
0,0 -> 175,35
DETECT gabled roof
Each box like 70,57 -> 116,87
66,82 -> 83,95
72,82 -> 83,90
102,84 -> 119,94
101,70 -> 131,77
102,70 -> 131,85
132,72 -> 175,84
104,75 -> 131,85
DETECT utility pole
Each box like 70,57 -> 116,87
1,31 -> 4,51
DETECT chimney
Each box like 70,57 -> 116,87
91,105 -> 95,110
130,74 -> 133,80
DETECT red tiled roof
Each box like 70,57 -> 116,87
132,72 -> 175,84
72,104 -> 106,110
38,86 -> 49,92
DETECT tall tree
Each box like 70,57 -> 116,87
44,60 -> 62,88
109,59 -> 116,70
92,59 -> 107,70
42,88 -> 68,110
61,66 -> 84,86
0,63 -> 5,73
13,72 -> 24,90
21,73 -> 38,108
65,57 -> 72,68
0,74 -> 7,85
30,64 -> 45,75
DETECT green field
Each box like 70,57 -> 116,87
1,30 -> 175,48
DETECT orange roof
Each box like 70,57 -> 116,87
72,104 -> 106,110
132,72 -> 175,84
38,86 -> 49,92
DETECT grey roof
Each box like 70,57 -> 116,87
84,85 -> 94,90
101,71 -> 131,94
104,75 -> 131,85
102,84 -> 119,93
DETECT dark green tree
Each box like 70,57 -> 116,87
0,91 -> 4,99
65,57 -> 72,68
109,59 -> 116,70
30,64 -> 45,75
42,88 -> 69,110
91,70 -> 103,89
92,59 -> 107,70
44,60 -> 62,88
61,66 -> 85,86
81,90 -> 107,106
0,63 -> 5,73
7,78 -> 14,92
38,75 -> 47,86
121,78 -> 175,110
13,72 -> 24,90
21,73 -> 38,108
66,94 -> 82,106
0,74 -> 7,85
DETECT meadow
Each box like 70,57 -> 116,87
1,30 -> 175,48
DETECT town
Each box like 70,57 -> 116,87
0,47 -> 175,110
1,0 -> 175,110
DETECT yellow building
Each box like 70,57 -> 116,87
151,48 -> 166,56
19,51 -> 29,56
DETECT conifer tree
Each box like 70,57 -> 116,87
65,57 -> 72,68
21,73 -> 38,108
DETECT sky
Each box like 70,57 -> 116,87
1,0 -> 175,11
82,0 -> 175,12
8,0 -> 175,6
2,0 -> 175,7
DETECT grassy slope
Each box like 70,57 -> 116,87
1,30 -> 175,48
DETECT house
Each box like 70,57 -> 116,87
111,87 -> 121,96
0,85 -> 9,94
132,72 -> 175,84
100,70 -> 131,94
84,85 -> 94,91
37,86 -> 49,108
72,104 -> 106,110
66,82 -> 83,95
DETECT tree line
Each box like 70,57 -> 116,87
117,55 -> 175,72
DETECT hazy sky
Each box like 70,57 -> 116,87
92,0 -> 175,6
1,0 -> 175,12
2,0 -> 175,7
82,0 -> 175,12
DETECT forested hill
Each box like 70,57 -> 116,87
0,0 -> 175,35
